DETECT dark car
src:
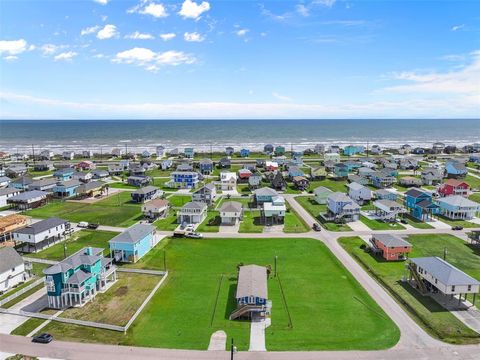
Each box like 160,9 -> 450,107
452,225 -> 463,231
32,333 -> 53,344
312,223 -> 322,231
87,223 -> 99,229
400,219 -> 408,224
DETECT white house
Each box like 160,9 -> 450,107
220,201 -> 243,225
436,196 -> 480,220
62,151 -> 75,160
142,199 -> 170,220
347,182 -> 372,205
262,196 -> 286,225
0,176 -> 11,188
156,145 -> 165,158
177,202 -> 207,225
0,188 -> 21,207
220,172 -> 237,191
324,153 -> 341,163
12,217 -> 70,253
0,247 -> 27,294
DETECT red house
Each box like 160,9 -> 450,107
370,234 -> 412,261
238,168 -> 252,180
265,161 -> 279,172
438,179 -> 469,197
75,160 -> 96,171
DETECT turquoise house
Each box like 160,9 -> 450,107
53,168 -> 74,181
253,187 -> 279,205
334,163 -> 349,178
43,247 -> 116,309
53,179 -> 81,198
404,188 -> 440,221
343,145 -> 365,156
445,160 -> 467,178
184,147 -> 195,159
109,224 -> 158,263
274,146 -> 286,156
344,161 -> 362,172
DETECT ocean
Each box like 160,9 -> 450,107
0,119 -> 479,153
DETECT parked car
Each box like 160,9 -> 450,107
312,223 -> 322,231
32,333 -> 53,344
400,219 -> 408,224
77,221 -> 89,228
452,225 -> 463,231
88,223 -> 99,229
185,232 -> 203,239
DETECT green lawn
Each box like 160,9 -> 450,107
154,212 -> 179,231
469,192 -> 480,202
108,182 -> 139,189
360,215 -> 405,230
145,168 -> 172,177
295,196 -> 352,231
166,194 -> 192,208
339,234 -> 480,344
236,184 -> 251,195
24,196 -> 143,227
216,196 -> 252,210
238,210 -> 264,233
2,284 -> 45,309
196,211 -> 220,232
307,178 -> 348,192
466,175 -> 480,190
402,214 -> 434,229
27,230 -> 119,261
28,169 -> 54,177
11,309 -> 57,336
284,205 -> 310,233
437,215 -> 478,228
37,238 -> 400,350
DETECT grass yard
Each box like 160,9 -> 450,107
11,309 -> 57,336
238,210 -> 264,233
360,215 -> 405,230
469,192 -> 480,202
295,196 -> 352,231
28,169 -> 54,177
108,182 -> 139,189
145,168 -> 172,177
167,194 -> 192,208
2,284 -> 45,309
27,230 -> 118,261
283,205 -> 310,233
401,214 -> 435,229
339,234 -> 480,344
25,195 -> 143,227
216,196 -> 252,210
37,237 -> 399,350
196,211 -> 220,232
466,175 -> 480,190
437,215 -> 478,228
154,212 -> 178,231
236,184 -> 251,195
308,178 -> 347,192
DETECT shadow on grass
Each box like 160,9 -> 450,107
397,281 -> 449,314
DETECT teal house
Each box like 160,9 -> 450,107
274,146 -> 286,156
343,145 -> 365,156
109,224 -> 158,263
334,163 -> 349,178
53,179 -> 81,198
44,247 -> 117,309
404,188 -> 440,221
184,147 -> 195,159
53,168 -> 74,181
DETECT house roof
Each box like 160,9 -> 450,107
65,269 -> 92,285
443,179 -> 468,187
0,247 -> 24,274
132,186 -> 158,195
199,158 -> 213,165
44,247 -> 104,275
109,224 -> 155,244
220,201 -> 243,213
15,217 -> 67,235
411,257 -> 480,286
236,265 -> 268,299
0,188 -> 20,196
12,176 -> 33,185
9,190 -> 47,202
194,183 -> 216,195
314,186 -> 332,195
78,181 -> 104,192
30,178 -> 58,187
373,234 -> 411,248
254,187 -> 278,197
374,199 -> 403,209
182,201 -> 207,210
347,182 -> 366,191
375,189 -> 394,196
56,179 -> 81,188
437,195 -> 479,208
416,199 -> 439,209
144,199 -> 169,209
405,188 -> 428,198
328,192 -> 352,202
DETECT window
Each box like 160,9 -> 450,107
451,285 -> 455,292
248,296 -> 255,305
468,285 -> 472,291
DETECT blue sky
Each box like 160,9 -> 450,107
0,0 -> 479,119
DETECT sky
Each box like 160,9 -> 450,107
0,0 -> 479,119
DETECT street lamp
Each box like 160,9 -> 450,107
230,338 -> 237,360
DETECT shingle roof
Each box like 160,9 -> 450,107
0,247 -> 24,274
236,265 -> 268,299
405,188 -> 427,198
8,190 -> 47,202
181,201 -> 207,210
412,257 -> 480,286
14,217 -> 67,235
328,192 -> 352,202
0,188 -> 20,196
373,234 -> 411,248
314,186 -> 332,195
109,224 -> 155,244
254,187 -> 278,197
55,179 -> 81,188
44,247 -> 103,275
65,269 -> 91,285
132,186 -> 158,195
220,201 -> 243,213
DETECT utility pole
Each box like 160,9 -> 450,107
443,247 -> 447,261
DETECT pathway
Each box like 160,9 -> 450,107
207,330 -> 226,351
249,318 -> 269,351
429,293 -> 480,334
347,220 -> 371,232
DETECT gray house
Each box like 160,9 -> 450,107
177,202 -> 207,224
220,201 -> 243,225
192,183 -> 217,205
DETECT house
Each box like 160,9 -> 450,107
54,168 -> 74,181
370,171 -> 396,188
13,217 -> 70,253
274,146 -> 285,156
253,187 -> 279,205
161,159 -> 173,170
111,148 -> 122,157
270,171 -> 286,191
192,183 -> 217,205
436,196 -> 479,220
33,161 -> 54,172
40,150 -> 54,160
412,147 -> 426,155
127,175 -> 152,187
324,152 -> 341,163
7,190 -> 48,210
334,163 -> 349,179
344,160 -> 362,172
155,145 -> 165,158
421,167 -> 443,186
358,167 -> 376,178
142,199 -> 169,220
6,165 -> 28,178
142,150 -> 151,159
262,196 -> 286,225
291,151 -> 303,166
272,156 -> 287,165
373,199 -> 406,222
62,151 -> 75,160
199,159 -> 214,175
288,166 -> 304,179
169,148 -> 180,157
347,182 -> 372,205
118,159 -> 130,170
240,148 -> 250,157
184,147 -> 195,159
43,247 -> 116,309
177,202 -> 207,224
438,179 -> 470,197
370,145 -> 382,155
91,169 -> 109,180
445,160 -> 467,179
374,189 -> 397,202
75,160 -> 96,171
230,265 -> 270,320
238,168 -> 253,181
129,163 -> 146,176
9,176 -> 33,190
409,257 -> 480,301
0,247 -> 28,294
76,181 -> 104,198
404,188 -> 440,221
432,142 -> 445,154
219,158 -> 231,169
10,153 -> 28,162
314,144 -> 325,154
399,157 -> 418,170
314,186 -> 333,204
348,174 -> 369,186
220,172 -> 237,191
292,176 -> 309,190
72,171 -> 93,183
361,161 -> 377,170
131,186 -> 161,203
0,188 -> 21,207
220,201 -> 243,225
109,224 -> 159,263
398,176 -> 423,187
310,167 -> 326,180
29,178 -> 57,192
329,145 -> 340,153
265,161 -> 279,172
248,172 -> 262,189
343,145 -> 365,156
264,144 -> 274,154
176,163 -> 193,172
325,192 -> 360,222
225,147 -> 235,156
0,214 -> 29,243
53,180 -> 81,198
82,150 -> 93,158
370,234 -> 412,261
0,176 -> 11,188
168,171 -> 199,189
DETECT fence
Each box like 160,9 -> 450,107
0,278 -> 44,307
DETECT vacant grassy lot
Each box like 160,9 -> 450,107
196,211 -> 220,232
25,194 -> 143,227
167,194 -> 192,208
469,192 -> 480,203
238,210 -> 264,233
284,205 -> 310,233
28,230 -> 119,261
145,168 -> 172,177
37,238 -> 399,350
295,196 -> 352,231
339,234 -> 480,344
308,178 -> 348,192
360,215 -> 405,230
108,182 -> 139,189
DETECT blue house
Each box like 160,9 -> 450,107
240,148 -> 250,157
9,176 -> 33,190
370,171 -> 396,188
54,168 -> 74,181
184,147 -> 195,159
344,161 -> 362,172
274,146 -> 286,156
53,180 -> 81,198
334,163 -> 349,178
374,189 -> 398,202
288,166 -> 304,178
168,171 -> 199,189
253,187 -> 279,205
199,159 -> 214,175
343,145 -> 365,156
404,188 -> 440,221
445,160 -> 467,179
109,224 -> 158,263
131,186 -> 160,203
43,247 -> 116,309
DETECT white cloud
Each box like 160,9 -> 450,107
54,51 -> 78,61
160,33 -> 176,41
81,25 -> 101,36
128,1 -> 168,18
235,28 -> 249,37
451,24 -> 465,31
184,32 -> 204,42
41,44 -> 59,55
0,39 -> 28,55
113,47 -> 195,70
4,55 -> 18,61
97,24 -> 118,39
178,0 -> 210,20
296,4 -> 310,17
272,92 -> 293,102
125,31 -> 155,40
313,0 -> 336,7
93,0 -> 109,5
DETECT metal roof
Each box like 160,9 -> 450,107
109,224 -> 155,244
373,234 -> 412,248
411,257 -> 480,286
